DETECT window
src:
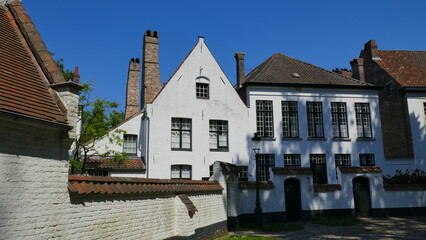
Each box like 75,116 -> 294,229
386,82 -> 394,96
359,154 -> 375,166
355,103 -> 372,138
310,154 -> 327,184
282,101 -> 299,138
335,154 -> 351,179
171,165 -> 192,179
196,83 -> 209,98
331,102 -> 349,138
238,166 -> 248,181
424,102 -> 426,123
284,154 -> 301,167
209,120 -> 228,150
171,118 -> 192,150
257,154 -> 275,181
256,100 -> 274,137
307,102 -> 324,138
123,134 -> 137,155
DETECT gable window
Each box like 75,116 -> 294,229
171,118 -> 192,150
355,103 -> 372,138
123,134 -> 137,155
284,154 -> 301,168
307,102 -> 324,138
282,101 -> 299,138
171,165 -> 192,179
335,154 -> 351,179
257,154 -> 275,181
310,154 -> 327,184
331,102 -> 349,138
196,83 -> 209,98
209,120 -> 228,151
238,166 -> 248,181
386,82 -> 394,96
359,154 -> 375,166
256,100 -> 274,137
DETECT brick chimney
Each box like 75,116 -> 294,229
363,40 -> 381,60
125,58 -> 141,120
142,30 -> 162,107
350,58 -> 365,82
235,52 -> 245,88
72,66 -> 80,83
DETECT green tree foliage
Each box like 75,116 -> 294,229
53,54 -> 74,81
332,67 -> 352,74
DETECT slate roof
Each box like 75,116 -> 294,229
0,1 -> 68,124
85,157 -> 146,170
68,175 -> 223,195
376,50 -> 426,87
244,53 -> 372,87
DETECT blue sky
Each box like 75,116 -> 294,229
24,0 -> 426,111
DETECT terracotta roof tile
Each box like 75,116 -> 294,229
245,53 -> 372,87
85,157 -> 145,170
272,167 -> 313,175
339,166 -> 382,174
376,50 -> 426,87
0,3 -> 67,124
68,175 -> 223,195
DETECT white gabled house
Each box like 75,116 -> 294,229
93,31 -> 250,180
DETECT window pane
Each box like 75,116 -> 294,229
171,131 -> 181,148
171,166 -> 181,178
181,131 -> 191,149
209,132 -> 217,149
181,166 -> 191,179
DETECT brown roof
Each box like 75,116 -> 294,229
376,50 -> 426,87
85,157 -> 146,170
68,175 -> 223,195
272,167 -> 313,175
0,2 -> 68,124
339,166 -> 382,174
244,53 -> 372,87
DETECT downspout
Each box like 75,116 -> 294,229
142,109 -> 150,178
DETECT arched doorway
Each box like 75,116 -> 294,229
285,178 -> 302,220
352,177 -> 371,217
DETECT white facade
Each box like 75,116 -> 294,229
143,37 -> 249,179
244,86 -> 386,182
407,92 -> 426,170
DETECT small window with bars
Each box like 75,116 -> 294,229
359,154 -> 375,166
335,154 -> 351,179
123,134 -> 137,155
284,154 -> 301,167
238,166 -> 248,181
196,83 -> 209,99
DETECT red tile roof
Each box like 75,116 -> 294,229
68,175 -> 224,195
85,157 -> 146,170
376,50 -> 426,87
244,53 -> 372,87
0,2 -> 68,124
339,166 -> 382,173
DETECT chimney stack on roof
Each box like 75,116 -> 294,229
125,58 -> 141,120
72,66 -> 80,83
363,40 -> 381,60
142,30 -> 162,107
350,58 -> 365,82
235,52 -> 245,88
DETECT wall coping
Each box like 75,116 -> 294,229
384,184 -> 426,191
239,181 -> 274,189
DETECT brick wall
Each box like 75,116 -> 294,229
0,119 -> 227,239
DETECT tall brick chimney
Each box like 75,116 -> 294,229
363,40 -> 380,60
235,52 -> 245,88
350,58 -> 365,82
142,30 -> 162,107
125,58 -> 141,120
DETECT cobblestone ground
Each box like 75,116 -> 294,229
229,216 -> 426,240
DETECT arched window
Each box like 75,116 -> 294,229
195,76 -> 209,99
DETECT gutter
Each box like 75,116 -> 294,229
141,109 -> 150,178
0,109 -> 72,130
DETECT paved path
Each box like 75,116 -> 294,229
229,216 -> 426,239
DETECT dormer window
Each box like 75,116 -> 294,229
196,76 -> 209,99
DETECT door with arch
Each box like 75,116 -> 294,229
352,177 -> 371,217
284,178 -> 302,220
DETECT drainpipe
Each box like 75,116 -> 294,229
141,109 -> 150,178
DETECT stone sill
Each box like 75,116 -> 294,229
384,184 -> 426,191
